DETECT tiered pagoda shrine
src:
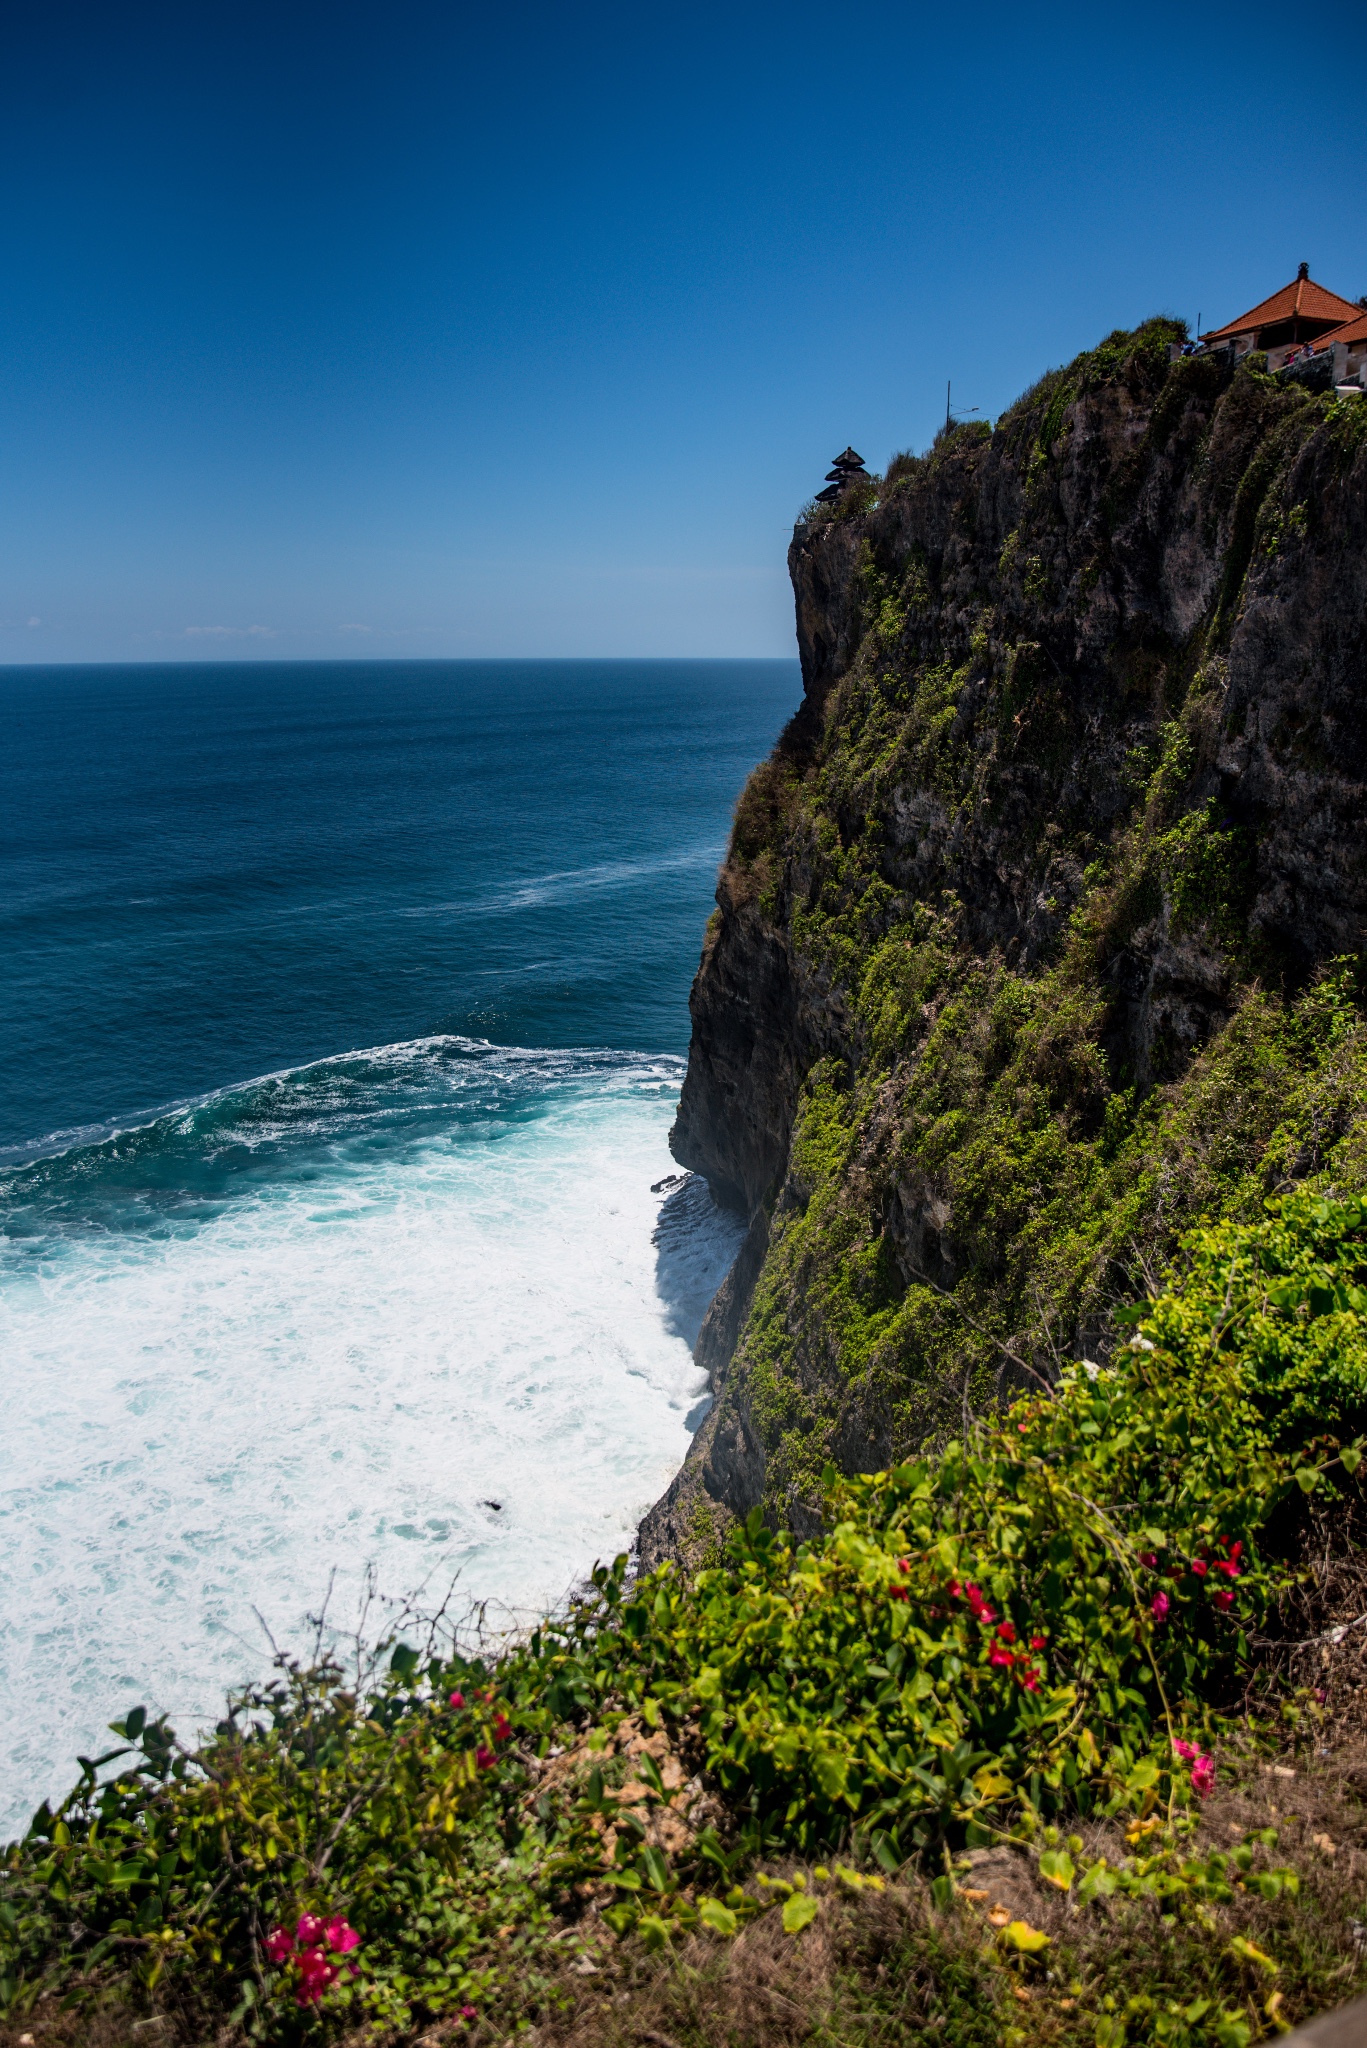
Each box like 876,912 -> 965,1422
813,447 -> 869,504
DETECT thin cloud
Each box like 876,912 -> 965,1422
183,624 -> 277,638
339,622 -> 371,634
27,616 -> 41,627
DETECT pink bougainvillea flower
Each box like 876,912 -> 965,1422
1138,1551 -> 1157,1569
989,1645 -> 1015,1668
1018,1422 -> 1029,1433
264,1927 -> 294,1964
1151,1592 -> 1170,1622
295,1914 -> 325,1949
476,1744 -> 497,1770
996,1621 -> 1017,1644
1029,1634 -> 1047,1651
1172,1737 -> 1199,1761
1021,1672 -> 1040,1692
449,1689 -> 465,1709
947,1579 -> 962,1600
1190,1558 -> 1208,1578
493,1713 -> 512,1743
324,1918 -> 360,1954
1212,1588 -> 1236,1610
460,2007 -> 477,2023
888,1583 -> 909,1601
1214,1542 -> 1243,1579
1190,1755 -> 1216,1798
294,1953 -> 339,2007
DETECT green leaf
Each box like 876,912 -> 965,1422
637,1914 -> 673,1951
638,1845 -> 671,1892
635,1751 -> 668,1800
1341,1444 -> 1362,1474
1077,1861 -> 1119,1903
1295,1467 -> 1319,1494
698,1897 -> 738,1937
1038,1848 -> 1075,1891
388,1643 -> 420,1678
1227,1935 -> 1277,1976
782,1892 -> 820,1935
1000,1919 -> 1050,1954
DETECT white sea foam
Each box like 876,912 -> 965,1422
0,1047 -> 743,1837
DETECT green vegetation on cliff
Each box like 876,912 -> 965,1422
6,1194 -> 1367,2045
664,319 -> 1367,1546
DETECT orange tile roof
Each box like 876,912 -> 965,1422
1202,274 -> 1362,342
1314,309 -> 1367,352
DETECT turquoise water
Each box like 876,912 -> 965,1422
0,658 -> 798,1833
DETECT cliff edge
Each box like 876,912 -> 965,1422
642,321 -> 1367,1567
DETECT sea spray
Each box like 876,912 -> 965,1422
0,1039 -> 744,1836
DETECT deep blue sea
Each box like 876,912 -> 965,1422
0,658 -> 799,1834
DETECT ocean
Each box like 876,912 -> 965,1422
0,657 -> 799,1837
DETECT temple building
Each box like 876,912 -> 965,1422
813,447 -> 869,504
1200,264 -> 1364,373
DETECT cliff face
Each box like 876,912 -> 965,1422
640,325 -> 1367,1568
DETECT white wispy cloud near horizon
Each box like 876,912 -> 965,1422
339,622 -> 371,634
182,624 -> 277,639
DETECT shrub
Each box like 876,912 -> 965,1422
5,1197 -> 1363,2039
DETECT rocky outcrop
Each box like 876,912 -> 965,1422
639,328 -> 1367,1568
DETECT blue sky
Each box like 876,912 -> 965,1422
1,0 -> 1362,662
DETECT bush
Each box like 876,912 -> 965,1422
4,1196 -> 1364,2039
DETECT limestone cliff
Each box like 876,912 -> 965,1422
641,322 -> 1367,1567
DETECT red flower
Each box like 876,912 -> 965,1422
476,1745 -> 496,1770
888,1584 -> 909,1601
1214,1542 -> 1243,1580
989,1645 -> 1015,1668
264,1927 -> 293,1964
449,1689 -> 465,1709
1138,1551 -> 1157,1569
324,1918 -> 360,1955
1151,1592 -> 1170,1623
996,1621 -> 1017,1644
1190,1558 -> 1208,1578
1029,1634 -> 1047,1650
295,1913 -> 325,1949
1190,1755 -> 1216,1798
493,1713 -> 512,1743
295,1949 -> 338,2006
1021,1672 -> 1040,1692
1018,1422 -> 1029,1433
1172,1738 -> 1199,1762
947,1579 -> 962,1599
1212,1588 -> 1235,1610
